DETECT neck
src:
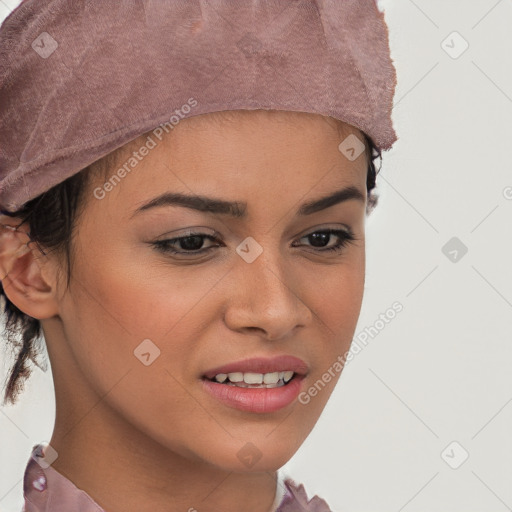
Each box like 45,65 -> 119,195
49,397 -> 279,512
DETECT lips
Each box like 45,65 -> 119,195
202,355 -> 309,381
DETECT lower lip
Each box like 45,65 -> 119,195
201,375 -> 305,413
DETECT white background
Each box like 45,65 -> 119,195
1,1 -> 511,511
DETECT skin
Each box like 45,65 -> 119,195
0,110 -> 368,512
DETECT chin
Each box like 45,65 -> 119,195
213,447 -> 296,473
215,432 -> 306,472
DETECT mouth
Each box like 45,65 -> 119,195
200,355 -> 308,413
202,370 -> 297,388
201,354 -> 309,385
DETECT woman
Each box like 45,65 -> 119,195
0,1 -> 397,511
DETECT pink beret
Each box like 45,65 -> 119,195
0,0 -> 397,212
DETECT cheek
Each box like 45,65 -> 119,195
59,252 -> 229,453
293,248 -> 365,395
300,249 -> 365,342
63,250 -> 225,374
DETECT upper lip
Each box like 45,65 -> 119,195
202,355 -> 309,380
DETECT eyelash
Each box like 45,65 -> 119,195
150,228 -> 356,257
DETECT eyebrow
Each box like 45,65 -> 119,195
130,185 -> 364,219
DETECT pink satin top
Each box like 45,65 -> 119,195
22,443 -> 332,512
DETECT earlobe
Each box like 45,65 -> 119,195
0,220 -> 60,320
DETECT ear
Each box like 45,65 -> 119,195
0,217 -> 60,320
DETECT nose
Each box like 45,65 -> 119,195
223,248 -> 314,340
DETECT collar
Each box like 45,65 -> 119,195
23,443 -> 331,512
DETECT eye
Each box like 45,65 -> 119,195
151,231 -> 221,257
293,228 -> 356,253
150,227 -> 356,258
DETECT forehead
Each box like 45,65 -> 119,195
96,109 -> 362,176
86,109 -> 368,216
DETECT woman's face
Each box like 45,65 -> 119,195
45,110 -> 368,471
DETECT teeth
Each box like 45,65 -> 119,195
243,372 -> 263,384
263,372 -> 280,384
283,371 -> 294,383
213,371 -> 296,385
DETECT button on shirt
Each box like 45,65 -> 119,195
22,443 -> 333,512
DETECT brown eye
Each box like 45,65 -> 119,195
294,228 -> 355,253
151,232 -> 221,256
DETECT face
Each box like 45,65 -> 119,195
44,110 -> 368,472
